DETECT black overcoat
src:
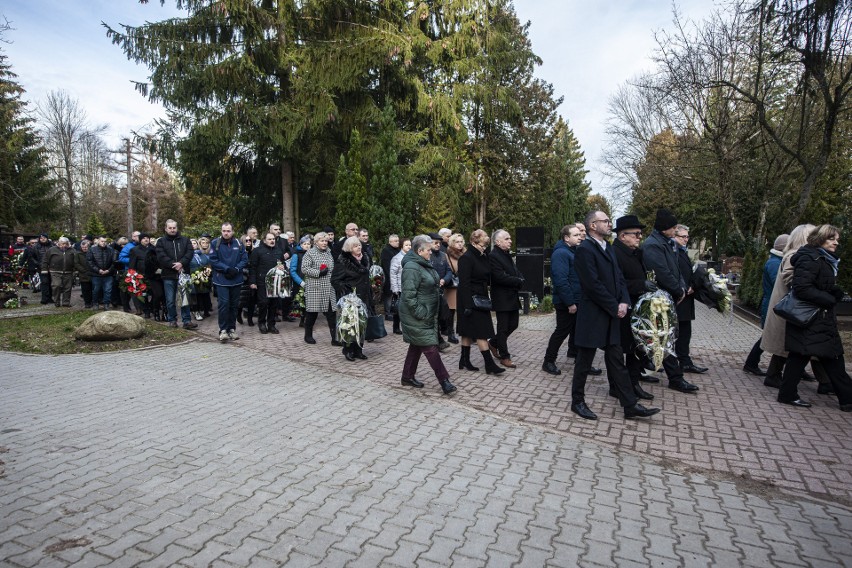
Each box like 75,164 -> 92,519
613,239 -> 647,353
574,238 -> 630,349
642,230 -> 685,302
331,251 -> 373,310
456,246 -> 494,339
489,246 -> 524,312
676,248 -> 695,321
784,245 -> 845,358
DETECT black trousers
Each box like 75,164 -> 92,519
492,310 -> 520,359
779,352 -> 852,405
745,337 -> 763,368
676,319 -> 693,365
572,344 -> 638,408
256,290 -> 279,327
545,305 -> 576,363
305,310 -> 336,340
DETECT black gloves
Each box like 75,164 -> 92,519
644,280 -> 659,293
831,287 -> 845,302
224,267 -> 238,279
319,268 -> 329,277
463,308 -> 473,317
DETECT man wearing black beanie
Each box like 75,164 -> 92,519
642,208 -> 703,390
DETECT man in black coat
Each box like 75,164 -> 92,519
612,215 -> 698,396
642,208 -> 706,374
429,233 -> 453,349
488,229 -> 524,368
570,210 -> 660,421
156,219 -> 197,329
380,234 -> 401,321
673,224 -> 707,373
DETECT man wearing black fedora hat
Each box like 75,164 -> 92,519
613,215 -> 698,395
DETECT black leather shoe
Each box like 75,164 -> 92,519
401,377 -> 425,388
304,336 -> 316,344
589,367 -> 603,376
356,353 -> 368,360
801,371 -> 816,382
331,340 -> 343,347
441,381 -> 457,395
542,361 -> 561,375
639,373 -> 660,383
743,365 -> 767,376
258,323 -> 268,334
817,383 -> 835,395
669,379 -> 699,393
447,333 -> 459,344
763,375 -> 781,389
840,403 -> 852,412
682,364 -> 708,374
571,402 -> 598,420
565,351 -> 577,359
624,403 -> 661,419
344,352 -> 355,362
634,385 -> 655,400
779,398 -> 812,408
393,329 -> 402,335
268,326 -> 280,334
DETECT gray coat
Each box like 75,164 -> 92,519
301,246 -> 336,312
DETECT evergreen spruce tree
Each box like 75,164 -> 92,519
0,46 -> 56,228
333,130 -> 369,231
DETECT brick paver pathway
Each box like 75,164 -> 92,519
189,304 -> 852,503
2,344 -> 852,566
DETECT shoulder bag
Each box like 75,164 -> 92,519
773,290 -> 821,328
472,294 -> 492,311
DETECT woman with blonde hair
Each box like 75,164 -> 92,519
457,229 -> 504,374
444,233 -> 466,343
778,224 -> 851,409
761,224 -> 824,388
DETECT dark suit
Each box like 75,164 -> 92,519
572,238 -> 638,408
489,246 -> 524,359
613,239 -> 684,383
675,247 -> 696,366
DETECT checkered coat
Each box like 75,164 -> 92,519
301,246 -> 336,312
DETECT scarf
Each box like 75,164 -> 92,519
818,247 -> 840,276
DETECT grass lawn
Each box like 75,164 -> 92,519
0,310 -> 192,355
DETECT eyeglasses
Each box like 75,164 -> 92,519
623,231 -> 642,237
594,218 -> 612,225
676,234 -> 689,239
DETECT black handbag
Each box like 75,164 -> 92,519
389,294 -> 400,315
365,314 -> 388,340
773,290 -> 821,328
472,294 -> 492,311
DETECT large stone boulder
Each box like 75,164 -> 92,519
74,311 -> 145,341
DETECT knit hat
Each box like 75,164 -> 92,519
773,234 -> 789,251
653,209 -> 678,232
39,232 -> 49,238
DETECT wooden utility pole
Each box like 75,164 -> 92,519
125,138 -> 133,237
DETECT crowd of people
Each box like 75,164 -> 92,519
9,208 -> 849,418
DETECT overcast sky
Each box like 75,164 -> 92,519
3,0 -> 717,206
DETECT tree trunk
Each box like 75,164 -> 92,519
281,160 -> 296,232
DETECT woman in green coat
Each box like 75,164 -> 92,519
399,235 -> 457,394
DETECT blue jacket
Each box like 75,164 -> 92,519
209,237 -> 248,286
290,246 -> 306,287
118,242 -> 137,269
759,251 -> 783,326
550,240 -> 581,307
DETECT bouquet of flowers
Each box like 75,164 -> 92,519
631,289 -> 678,371
176,272 -> 192,310
119,269 -> 148,300
190,265 -> 212,292
336,291 -> 368,346
265,263 -> 291,298
10,251 -> 26,285
693,265 -> 733,319
369,264 -> 385,302
289,287 -> 305,319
